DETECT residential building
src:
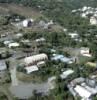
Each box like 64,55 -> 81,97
60,69 -> 74,79
68,32 -> 79,39
3,40 -> 13,46
37,61 -> 45,67
22,18 -> 34,27
35,37 -> 46,42
68,77 -> 97,100
8,42 -> 20,48
90,17 -> 97,25
80,47 -> 92,57
74,85 -> 92,99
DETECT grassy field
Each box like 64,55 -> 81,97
16,71 -> 46,83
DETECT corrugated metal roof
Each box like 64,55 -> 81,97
24,53 -> 48,65
60,69 -> 74,79
25,65 -> 38,74
74,85 -> 92,98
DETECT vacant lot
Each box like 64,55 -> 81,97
0,3 -> 42,19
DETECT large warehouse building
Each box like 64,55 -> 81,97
24,53 -> 48,65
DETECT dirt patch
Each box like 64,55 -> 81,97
0,3 -> 42,19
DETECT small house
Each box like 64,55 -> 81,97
15,33 -> 23,38
3,40 -> 13,46
74,85 -> 92,99
8,42 -> 20,48
90,17 -> 97,25
22,18 -> 34,27
60,69 -> 74,79
68,32 -> 79,39
80,47 -> 92,57
35,37 -> 46,43
35,37 -> 46,45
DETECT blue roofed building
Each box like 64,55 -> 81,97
51,54 -> 73,64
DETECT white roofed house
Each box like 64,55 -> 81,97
82,6 -> 88,12
60,69 -> 74,79
81,13 -> 87,18
35,37 -> 46,43
3,40 -> 13,46
8,42 -> 20,48
24,53 -> 48,66
68,32 -> 82,42
13,18 -> 34,28
74,85 -> 92,99
80,47 -> 92,57
72,10 -> 77,13
22,18 -> 34,27
90,17 -> 97,25
35,37 -> 46,46
68,32 -> 79,39
37,61 -> 46,67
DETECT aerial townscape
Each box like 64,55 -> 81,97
0,0 -> 97,100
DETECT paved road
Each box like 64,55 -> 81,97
10,67 -> 18,86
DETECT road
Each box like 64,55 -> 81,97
10,67 -> 18,86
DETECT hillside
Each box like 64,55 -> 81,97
0,3 -> 42,19
0,0 -> 97,9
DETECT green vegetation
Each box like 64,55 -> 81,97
0,92 -> 8,100
0,16 -> 8,25
1,0 -> 97,100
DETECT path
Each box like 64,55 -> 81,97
10,67 -> 18,86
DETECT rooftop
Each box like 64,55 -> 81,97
74,85 -> 92,99
25,65 -> 38,74
60,69 -> 74,79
